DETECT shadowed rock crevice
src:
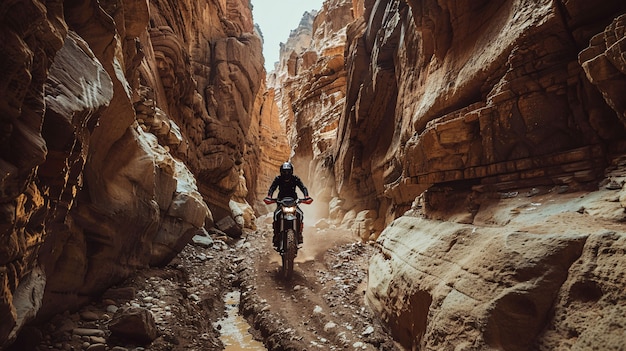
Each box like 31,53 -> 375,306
387,289 -> 432,350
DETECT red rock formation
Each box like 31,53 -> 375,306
0,0 -> 264,346
334,0 -> 626,227
269,0 -> 626,348
580,13 -> 626,134
255,82 -> 291,211
335,0 -> 626,349
3,0 -> 626,348
269,0 -> 356,224
146,0 -> 264,226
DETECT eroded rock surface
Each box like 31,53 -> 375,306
268,0 -> 356,224
0,0 -> 264,346
3,0 -> 626,349
325,0 -> 626,227
354,1 -> 626,349
369,183 -> 626,350
269,0 -> 626,349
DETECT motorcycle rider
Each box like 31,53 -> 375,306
264,161 -> 312,249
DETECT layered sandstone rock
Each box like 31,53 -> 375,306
268,0 -> 626,348
146,0 -> 264,228
268,0 -> 355,223
334,0 -> 626,228
0,0 -> 263,346
344,0 -> 626,349
368,187 -> 626,350
255,82 -> 291,212
580,13 -> 626,134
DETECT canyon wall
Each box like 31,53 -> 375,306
3,0 -> 626,348
343,0 -> 626,349
267,0 -> 361,224
0,0 -> 265,346
272,0 -> 626,235
335,0 -> 626,227
273,0 -> 626,349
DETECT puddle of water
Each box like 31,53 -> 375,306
214,291 -> 267,351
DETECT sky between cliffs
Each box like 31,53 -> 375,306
251,0 -> 324,72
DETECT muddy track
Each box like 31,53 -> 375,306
13,221 -> 398,351
236,222 -> 398,351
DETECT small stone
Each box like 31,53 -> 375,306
323,322 -> 336,331
526,187 -> 540,197
107,305 -> 119,313
80,310 -> 100,321
109,306 -> 158,344
606,180 -> 622,190
500,191 -> 518,199
73,328 -> 105,337
362,325 -> 374,335
192,233 -> 214,248
90,336 -> 106,344
556,185 -> 569,194
86,343 -> 107,351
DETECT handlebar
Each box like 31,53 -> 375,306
263,197 -> 313,205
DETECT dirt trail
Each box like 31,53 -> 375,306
237,218 -> 398,350
16,215 -> 398,351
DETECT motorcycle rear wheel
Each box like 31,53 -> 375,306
281,229 -> 297,279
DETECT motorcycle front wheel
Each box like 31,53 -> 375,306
281,229 -> 297,279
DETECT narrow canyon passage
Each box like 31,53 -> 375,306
2,0 -> 626,350
10,215 -> 398,351
236,219 -> 398,350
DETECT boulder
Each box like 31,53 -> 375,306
108,306 -> 158,345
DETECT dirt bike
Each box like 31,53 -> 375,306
263,196 -> 313,279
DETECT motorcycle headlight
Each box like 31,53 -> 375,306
282,206 -> 296,214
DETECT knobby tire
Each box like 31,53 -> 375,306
282,229 -> 297,280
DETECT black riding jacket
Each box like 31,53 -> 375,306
267,175 -> 309,199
